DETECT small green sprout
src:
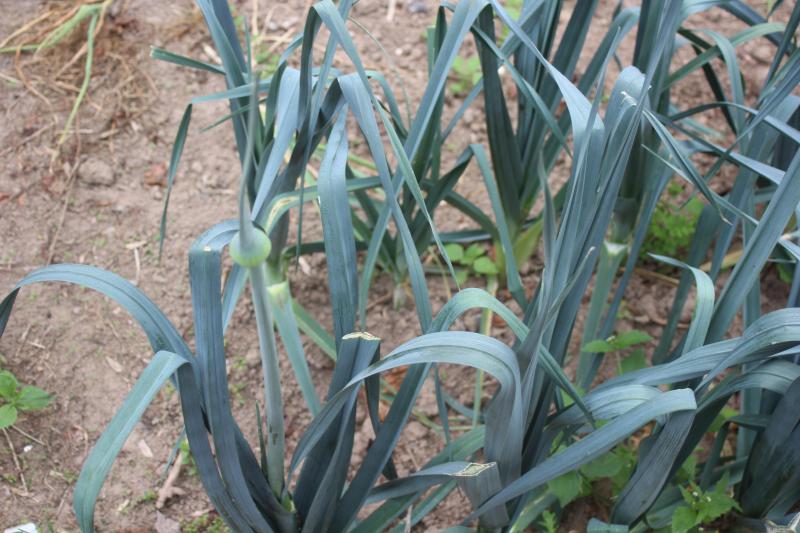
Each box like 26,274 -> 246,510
643,181 -> 704,261
0,369 -> 52,429
670,474 -> 740,533
582,330 -> 653,375
179,439 -> 199,477
183,513 -> 230,533
450,56 -> 482,96
135,490 -> 157,505
538,510 -> 558,533
444,243 -> 500,284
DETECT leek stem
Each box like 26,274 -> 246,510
234,72 -> 287,499
248,261 -> 286,498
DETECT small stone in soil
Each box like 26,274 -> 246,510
79,158 -> 117,187
154,512 -> 180,533
408,1 -> 428,13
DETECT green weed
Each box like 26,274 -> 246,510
0,369 -> 51,429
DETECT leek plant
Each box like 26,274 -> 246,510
152,0 -> 800,529
2,0 -> 800,531
568,0 -> 800,389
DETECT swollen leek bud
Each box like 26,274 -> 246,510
229,227 -> 272,267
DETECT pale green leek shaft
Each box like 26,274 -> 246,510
247,261 -> 286,498
235,73 -> 287,499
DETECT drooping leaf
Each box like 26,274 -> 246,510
0,404 -> 18,429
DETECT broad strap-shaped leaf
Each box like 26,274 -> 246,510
699,360 -> 800,409
611,411 -> 695,525
706,149 -> 800,342
355,429 -> 486,532
150,46 -> 225,74
195,0 -> 249,164
470,144 -> 526,307
470,389 -> 697,518
288,331 -> 524,531
268,282 -> 321,415
431,288 -> 592,422
158,104 -> 192,258
189,246 -> 278,530
336,74 -> 434,330
550,385 -> 663,430
650,254 -> 714,354
73,351 -> 189,531
317,107 -> 358,347
455,462 -> 509,529
701,308 -> 800,389
739,376 -> 800,516
1,264 -> 191,357
365,461 -> 472,504
0,267 -> 258,531
294,332 -> 380,529
600,310 -> 800,391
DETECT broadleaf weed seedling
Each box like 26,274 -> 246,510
0,369 -> 52,430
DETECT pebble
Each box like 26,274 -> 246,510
749,42 -> 774,65
246,347 -> 261,365
408,0 -> 428,13
278,16 -> 300,31
79,158 -> 116,187
137,439 -> 154,459
154,512 -> 181,533
202,172 -> 226,189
